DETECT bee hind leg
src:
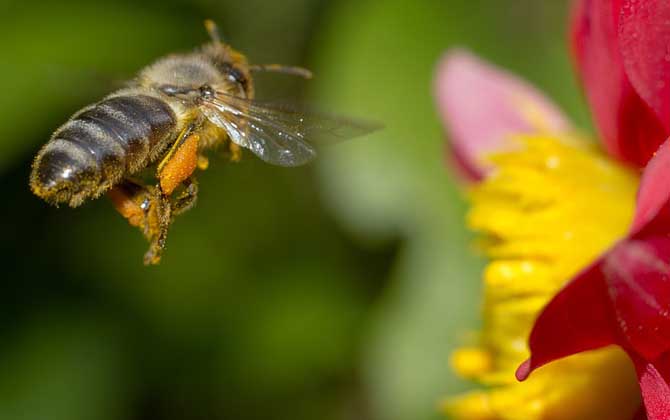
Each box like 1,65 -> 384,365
107,129 -> 204,265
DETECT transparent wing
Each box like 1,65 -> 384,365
201,91 -> 380,167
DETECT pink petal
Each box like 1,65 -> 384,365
516,259 -> 616,381
571,0 -> 666,167
632,353 -> 670,420
620,0 -> 670,133
435,49 -> 571,180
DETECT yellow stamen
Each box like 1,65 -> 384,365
444,134 -> 641,419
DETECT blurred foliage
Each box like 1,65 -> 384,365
0,1 -> 584,420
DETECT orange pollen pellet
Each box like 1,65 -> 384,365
159,134 -> 200,195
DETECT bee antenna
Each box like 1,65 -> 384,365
204,19 -> 223,44
249,64 -> 313,79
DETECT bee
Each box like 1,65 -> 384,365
30,20 -> 375,265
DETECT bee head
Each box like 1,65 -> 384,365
200,20 -> 253,97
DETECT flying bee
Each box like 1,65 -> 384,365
30,20 -> 376,265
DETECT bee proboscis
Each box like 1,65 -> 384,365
30,20 -> 376,265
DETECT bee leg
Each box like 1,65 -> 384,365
197,154 -> 209,170
155,128 -> 202,223
142,186 -> 172,266
228,142 -> 242,162
171,177 -> 199,217
137,130 -> 203,264
144,175 -> 200,264
110,121 -> 201,265
108,179 -> 153,230
108,179 -> 172,265
158,132 -> 200,196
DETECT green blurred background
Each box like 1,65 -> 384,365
0,1 -> 588,419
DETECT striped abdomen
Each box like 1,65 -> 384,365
30,94 -> 176,207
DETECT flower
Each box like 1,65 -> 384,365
572,0 -> 670,168
516,140 -> 670,419
437,1 -> 670,418
518,2 -> 670,418
436,50 -> 640,419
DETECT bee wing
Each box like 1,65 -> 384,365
201,92 -> 380,167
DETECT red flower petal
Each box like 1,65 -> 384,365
517,240 -> 670,414
603,239 -> 670,360
519,238 -> 670,418
632,353 -> 670,419
571,0 -> 666,167
631,140 -> 670,236
516,259 -> 617,380
619,0 -> 670,133
519,142 -> 670,418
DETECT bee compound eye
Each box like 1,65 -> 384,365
229,68 -> 242,81
228,67 -> 248,87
